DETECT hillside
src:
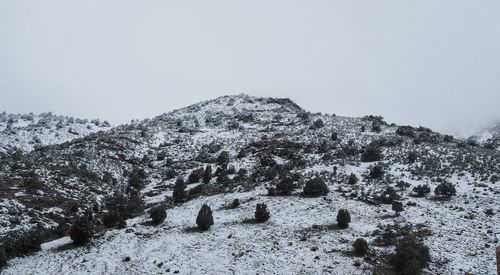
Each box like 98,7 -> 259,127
472,122 -> 500,150
0,95 -> 499,274
0,112 -> 111,155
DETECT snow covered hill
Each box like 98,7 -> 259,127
0,95 -> 499,274
0,112 -> 111,155
471,122 -> 500,150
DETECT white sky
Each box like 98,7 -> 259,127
1,0 -> 499,136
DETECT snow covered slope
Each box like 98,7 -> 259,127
0,112 -> 111,155
472,122 -> 500,150
0,95 -> 499,274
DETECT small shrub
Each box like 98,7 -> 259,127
395,181 -> 410,190
407,151 -> 418,163
128,169 -> 146,191
188,168 -> 204,183
396,126 -> 416,138
173,177 -> 187,203
331,132 -> 338,141
413,184 -> 430,197
255,203 -> 270,222
390,236 -> 430,275
102,210 -> 125,228
149,205 -> 167,225
312,118 -> 324,129
126,190 -> 145,217
227,165 -> 236,174
348,173 -> 358,185
202,165 -> 212,184
164,169 -> 177,180
372,122 -> 381,133
237,168 -> 248,178
216,151 -> 230,166
216,173 -> 230,185
369,165 -> 384,179
443,135 -> 454,142
259,154 -> 276,167
230,199 -> 240,209
434,182 -> 456,199
361,144 -> 383,162
378,187 -> 399,204
275,177 -> 294,195
0,246 -> 7,268
353,238 -> 369,255
70,211 -> 93,245
392,201 -> 404,216
303,178 -> 329,197
337,209 -> 351,229
196,204 -> 214,231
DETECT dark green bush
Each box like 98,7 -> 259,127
312,118 -> 324,129
0,246 -> 6,268
188,168 -> 204,183
361,144 -> 383,162
149,205 -> 167,225
353,238 -> 369,255
407,151 -> 418,163
196,204 -> 214,231
434,182 -> 456,199
413,184 -> 430,197
275,177 -> 294,195
202,165 -> 212,184
173,177 -> 187,203
390,236 -> 430,275
102,210 -> 125,228
303,178 -> 329,197
255,203 -> 270,223
371,122 -> 381,133
216,151 -> 230,166
230,199 -> 240,209
337,209 -> 351,229
369,165 -> 384,179
378,187 -> 399,204
348,173 -> 358,185
392,201 -> 404,216
70,211 -> 93,245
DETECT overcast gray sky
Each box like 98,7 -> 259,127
1,0 -> 499,136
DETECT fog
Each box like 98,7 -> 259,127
1,0 -> 499,136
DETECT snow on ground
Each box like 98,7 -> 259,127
4,176 -> 499,275
4,186 -> 376,275
0,112 -> 111,154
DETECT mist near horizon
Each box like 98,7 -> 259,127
1,1 -> 499,136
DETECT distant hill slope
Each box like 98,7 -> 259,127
0,94 -> 499,274
470,121 -> 500,150
0,112 -> 111,155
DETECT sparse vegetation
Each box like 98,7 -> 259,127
413,184 -> 430,197
275,177 -> 295,195
392,201 -> 404,216
390,236 -> 430,275
361,143 -> 383,162
255,203 -> 270,222
173,177 -> 187,203
348,173 -> 358,185
336,209 -> 351,229
70,210 -> 93,245
369,165 -> 384,179
353,238 -> 369,256
149,205 -> 167,225
303,178 -> 329,197
434,182 -> 456,199
196,204 -> 214,231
